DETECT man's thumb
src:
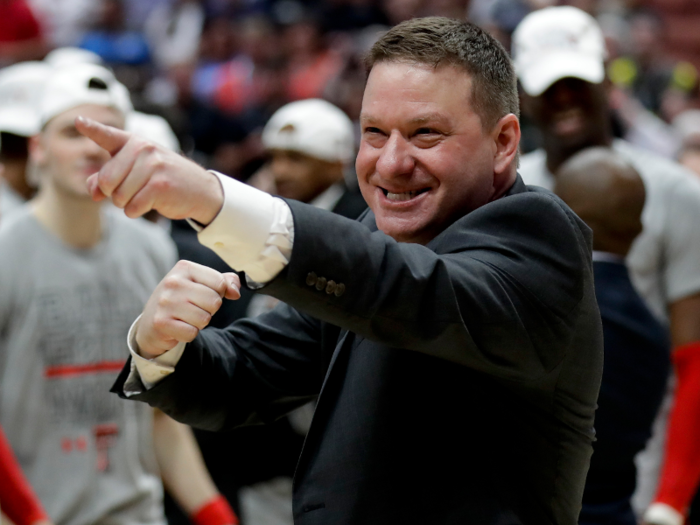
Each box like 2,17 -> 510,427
75,116 -> 130,156
223,273 -> 241,300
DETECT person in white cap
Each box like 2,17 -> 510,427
0,62 -> 238,525
0,61 -> 51,219
512,7 -> 700,525
259,98 -> 366,220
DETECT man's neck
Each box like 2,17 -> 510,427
31,185 -> 104,249
543,135 -> 613,175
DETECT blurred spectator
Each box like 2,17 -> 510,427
211,15 -> 285,126
0,61 -> 51,219
79,0 -> 150,66
319,0 -> 388,32
554,147 -> 671,525
421,0 -> 468,19
256,97 -> 365,223
190,15 -> 237,105
381,0 -> 422,25
0,0 -> 46,65
282,15 -> 344,101
186,14 -> 285,179
623,9 -> 671,114
608,86 -> 677,158
607,8 -> 699,124
27,0 -> 102,48
0,62 -> 238,525
144,0 -> 205,71
673,109 -> 700,177
513,7 -> 700,525
658,61 -> 699,125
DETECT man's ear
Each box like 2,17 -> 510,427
492,113 -> 520,176
28,133 -> 47,167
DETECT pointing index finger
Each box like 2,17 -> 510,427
75,116 -> 130,156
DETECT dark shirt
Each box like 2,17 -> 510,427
580,259 -> 670,525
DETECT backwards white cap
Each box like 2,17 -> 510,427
262,99 -> 355,163
44,47 -> 103,68
512,6 -> 607,97
0,61 -> 52,136
39,63 -> 133,127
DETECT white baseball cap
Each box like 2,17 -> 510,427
0,61 -> 52,136
262,99 -> 355,163
44,47 -> 103,68
512,6 -> 608,97
127,111 -> 180,152
39,63 -> 133,128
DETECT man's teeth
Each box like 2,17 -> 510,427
385,190 -> 423,201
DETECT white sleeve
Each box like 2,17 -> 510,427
188,171 -> 295,284
660,170 -> 700,303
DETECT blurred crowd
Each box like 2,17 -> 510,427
2,1 -> 700,525
1,0 -> 698,180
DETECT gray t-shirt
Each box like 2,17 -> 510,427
519,139 -> 700,321
0,206 -> 177,525
0,180 -> 26,221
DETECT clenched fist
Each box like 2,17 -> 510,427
136,261 -> 241,359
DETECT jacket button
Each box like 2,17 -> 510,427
334,283 -> 345,297
315,276 -> 327,291
306,272 -> 317,286
325,280 -> 336,294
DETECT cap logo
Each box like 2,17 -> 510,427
521,20 -> 599,55
279,123 -> 296,133
88,77 -> 108,90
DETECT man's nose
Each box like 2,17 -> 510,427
376,131 -> 415,178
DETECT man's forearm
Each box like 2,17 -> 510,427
646,294 -> 700,524
0,425 -> 50,525
152,409 -> 238,523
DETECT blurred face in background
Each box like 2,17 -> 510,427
523,77 -> 610,155
269,149 -> 343,203
31,104 -> 124,199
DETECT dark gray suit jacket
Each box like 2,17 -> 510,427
113,176 -> 603,525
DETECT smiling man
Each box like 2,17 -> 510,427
0,63 -> 238,525
80,17 -> 602,525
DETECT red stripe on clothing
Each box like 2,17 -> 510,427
44,360 -> 126,378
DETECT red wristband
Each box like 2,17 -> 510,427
653,341 -> 700,515
191,495 -> 239,525
0,425 -> 50,525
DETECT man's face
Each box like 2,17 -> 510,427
269,149 -> 341,203
523,77 -> 609,153
34,104 -> 124,199
356,62 -> 499,244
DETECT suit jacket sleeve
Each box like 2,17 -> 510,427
263,187 -> 590,381
113,182 -> 592,430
